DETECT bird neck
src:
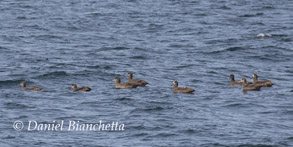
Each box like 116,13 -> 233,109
230,77 -> 235,82
72,85 -> 78,91
243,81 -> 249,85
253,77 -> 258,83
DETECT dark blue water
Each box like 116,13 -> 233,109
1,0 -> 293,146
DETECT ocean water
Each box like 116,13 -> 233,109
0,0 -> 293,146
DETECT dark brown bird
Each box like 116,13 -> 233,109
241,78 -> 262,91
127,72 -> 148,86
172,81 -> 195,93
71,84 -> 91,92
19,81 -> 42,91
230,74 -> 242,86
252,74 -> 273,87
113,77 -> 138,89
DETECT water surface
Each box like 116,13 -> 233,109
0,0 -> 293,146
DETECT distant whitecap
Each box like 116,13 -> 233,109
256,33 -> 272,37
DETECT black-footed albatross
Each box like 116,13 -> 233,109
241,78 -> 262,91
230,74 -> 242,86
172,81 -> 195,93
71,84 -> 91,92
252,74 -> 273,87
113,77 -> 138,89
127,72 -> 148,86
19,81 -> 42,91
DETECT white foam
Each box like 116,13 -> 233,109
256,33 -> 272,37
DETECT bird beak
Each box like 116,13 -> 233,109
112,79 -> 115,82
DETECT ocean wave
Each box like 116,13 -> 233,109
131,133 -> 149,137
223,103 -> 265,108
114,97 -> 133,101
178,128 -> 198,134
130,106 -> 165,114
2,135 -> 16,139
240,13 -> 264,17
129,55 -> 148,60
0,80 -> 23,87
218,5 -> 231,10
256,33 -> 272,38
282,110 -> 293,115
34,71 -> 69,79
4,102 -> 34,109
200,143 -> 277,147
35,34 -> 64,40
235,144 -> 277,147
0,46 -> 9,50
99,46 -> 130,51
226,47 -> 246,52
206,46 -> 246,54
150,132 -> 178,138
86,65 -> 113,70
